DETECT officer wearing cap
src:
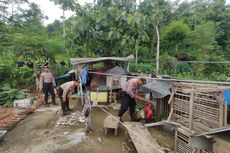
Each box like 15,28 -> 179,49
40,66 -> 57,105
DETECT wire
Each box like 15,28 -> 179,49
161,60 -> 230,64
87,71 -> 230,85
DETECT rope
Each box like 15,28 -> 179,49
97,105 -> 165,153
161,60 -> 230,64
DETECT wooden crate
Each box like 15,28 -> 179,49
106,75 -> 127,89
156,95 -> 170,117
90,91 -> 108,103
171,82 -> 228,132
175,128 -> 213,153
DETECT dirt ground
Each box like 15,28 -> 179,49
0,100 -> 174,153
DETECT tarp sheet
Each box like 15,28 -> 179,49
105,65 -> 128,75
140,80 -> 171,98
224,89 -> 230,104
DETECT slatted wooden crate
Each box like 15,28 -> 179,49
171,82 -> 228,132
175,128 -> 213,153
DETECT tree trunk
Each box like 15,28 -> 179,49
135,39 -> 139,63
63,8 -> 66,46
2,2 -> 6,22
194,15 -> 197,31
135,45 -> 138,63
176,44 -> 178,53
11,3 -> 14,20
155,25 -> 160,75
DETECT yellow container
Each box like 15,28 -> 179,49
90,91 -> 108,103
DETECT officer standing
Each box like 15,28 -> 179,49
40,66 -> 57,105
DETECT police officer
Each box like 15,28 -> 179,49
57,80 -> 80,115
40,66 -> 57,105
118,78 -> 145,122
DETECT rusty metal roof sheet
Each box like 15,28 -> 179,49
70,55 -> 134,65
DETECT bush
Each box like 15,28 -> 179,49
208,72 -> 228,81
129,63 -> 155,73
176,62 -> 192,73
0,83 -> 27,107
0,64 -> 13,82
0,63 -> 35,88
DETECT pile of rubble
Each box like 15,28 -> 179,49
56,111 -> 86,127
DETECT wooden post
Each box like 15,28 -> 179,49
221,92 -> 228,126
77,65 -> 84,106
219,103 -> 224,127
167,108 -> 174,121
189,92 -> 194,130
174,129 -> 178,152
168,92 -> 174,105
224,104 -> 228,126
155,25 -> 160,75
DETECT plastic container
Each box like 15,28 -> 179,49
14,97 -> 33,108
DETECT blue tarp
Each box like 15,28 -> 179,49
81,68 -> 88,85
224,89 -> 230,104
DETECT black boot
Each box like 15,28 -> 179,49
61,102 -> 70,116
118,116 -> 123,123
52,101 -> 58,105
130,114 -> 141,122
52,93 -> 57,105
66,100 -> 73,111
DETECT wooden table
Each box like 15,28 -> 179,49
103,115 -> 119,136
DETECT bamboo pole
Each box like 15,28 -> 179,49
189,93 -> 194,130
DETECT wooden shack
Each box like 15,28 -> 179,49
70,55 -> 134,104
105,65 -> 127,89
169,82 -> 230,153
170,82 -> 229,132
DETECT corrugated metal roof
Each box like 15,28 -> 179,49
105,65 -> 128,75
140,80 -> 171,98
70,55 -> 134,65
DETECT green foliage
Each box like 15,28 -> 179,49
162,21 -> 190,54
0,63 -> 35,88
1,0 -> 230,84
0,83 -> 27,107
129,63 -> 155,73
208,72 -> 228,82
163,21 -> 190,42
188,21 -> 218,55
176,62 -> 192,73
